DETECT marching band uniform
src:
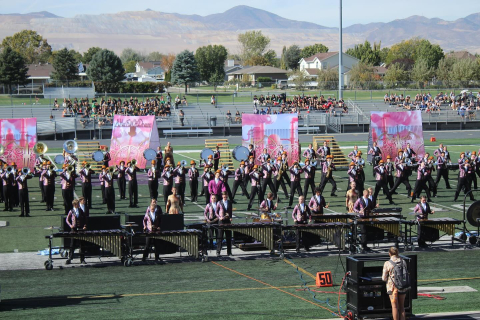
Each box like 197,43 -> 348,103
12,166 -> 19,207
173,163 -> 187,205
1,166 -> 14,211
302,146 -> 317,161
162,165 -> 174,207
116,163 -> 127,200
126,164 -> 140,208
60,170 -> 78,214
302,161 -> 316,198
274,158 -> 289,200
199,156 -> 213,197
434,154 -> 451,189
80,166 -> 95,208
368,144 -> 382,177
204,197 -> 222,249
155,147 -> 164,172
200,169 -> 213,205
0,164 -> 4,203
247,166 -> 264,210
217,195 -> 232,256
348,148 -> 359,160
385,158 -> 395,191
42,169 -> 57,211
231,162 -> 249,200
103,171 -> 116,214
17,172 -> 32,217
411,164 -> 432,203
414,200 -> 433,248
389,160 -> 412,197
353,195 -> 375,250
292,201 -> 312,252
99,169 -> 106,204
316,143 -> 330,159
288,165 -> 303,207
309,193 -> 327,223
103,150 -> 111,167
244,157 -> 255,191
219,167 -> 234,202
372,161 -> 394,204
257,151 -> 270,164
188,161 -> 199,203
469,154 -> 477,190
261,161 -> 277,201
142,205 -> 163,262
454,162 -> 475,202
208,175 -> 226,202
260,197 -> 277,214
319,157 -> 337,197
65,205 -> 88,264
213,147 -> 221,171
425,158 -> 437,197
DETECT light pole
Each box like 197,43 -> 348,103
339,0 -> 343,100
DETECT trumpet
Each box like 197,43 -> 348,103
221,163 -> 228,171
6,166 -> 13,175
49,164 -> 55,172
21,167 -> 31,176
180,160 -> 187,168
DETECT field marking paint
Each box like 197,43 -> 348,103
283,258 -> 316,280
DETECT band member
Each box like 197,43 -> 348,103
1,165 -> 14,211
303,143 -> 317,161
475,152 -> 480,186
274,157 -> 289,200
243,155 -> 255,191
404,143 -> 416,160
42,164 -> 57,211
17,169 -> 32,217
260,192 -> 278,216
0,161 -> 3,204
201,167 -> 213,205
232,161 -> 249,200
147,160 -> 159,200
385,156 -> 395,191
435,151 -> 451,189
414,196 -> 434,248
65,199 -> 88,265
433,143 -> 444,158
37,160 -> 47,203
261,158 -> 277,201
355,153 -> 366,189
166,186 -> 183,214
348,145 -> 360,160
411,162 -> 432,203
368,141 -> 382,177
204,194 -> 222,250
103,147 -> 111,167
345,182 -> 359,213
60,166 -> 77,215
247,165 -> 264,210
209,171 -> 226,203
11,163 -> 19,207
99,166 -> 106,205
156,146 -> 164,171
276,145 -> 286,158
309,188 -> 328,221
372,160 -> 394,204
319,155 -> 337,197
317,140 -> 331,159
142,200 -> 163,263
353,190 -> 375,251
288,162 -> 303,208
347,161 -> 363,195
454,160 -> 475,202
213,145 -> 221,171
219,164 -> 234,202
248,144 -> 256,159
292,195 -> 312,253
419,152 -> 429,165
217,191 -> 233,257
443,146 -> 451,163
164,141 -> 174,165
162,164 -> 174,207
103,167 -> 117,214
173,161 -> 187,205
116,161 -> 127,200
257,148 -> 270,163
126,161 -> 140,208
425,156 -> 437,197
389,158 -> 412,197
200,155 -> 214,169
469,152 -> 477,190
302,159 -> 316,198
79,162 -> 94,208
188,161 -> 199,203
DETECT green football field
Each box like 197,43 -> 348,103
0,138 -> 480,319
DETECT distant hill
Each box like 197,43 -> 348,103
0,6 -> 479,54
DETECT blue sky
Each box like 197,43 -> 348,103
2,0 -> 479,27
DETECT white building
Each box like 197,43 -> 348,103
299,51 -> 360,85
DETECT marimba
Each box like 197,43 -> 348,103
214,222 -> 282,253
137,229 -> 203,260
350,217 -> 404,252
44,229 -> 128,270
283,223 -> 348,250
402,217 -> 461,247
312,214 -> 355,223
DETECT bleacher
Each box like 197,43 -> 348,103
44,87 -> 95,99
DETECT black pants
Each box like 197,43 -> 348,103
163,184 -> 172,208
435,168 -> 451,189
289,181 -> 303,207
62,189 -> 74,214
3,185 -> 13,210
189,179 -> 198,202
105,186 -> 115,213
232,179 -> 249,199
469,174 -> 477,190
303,178 -> 315,198
39,179 -> 45,202
295,221 -> 311,251
425,175 -> 437,196
45,184 -> 55,210
373,179 -> 392,202
261,177 -> 276,200
143,237 -> 161,260
358,225 -> 368,248
387,175 -> 394,190
175,182 -> 186,204
217,220 -> 232,255
455,177 -> 474,201
118,177 -> 126,199
69,238 -> 84,261
0,182 -> 3,202
412,179 -> 431,201
214,159 -> 219,171
319,174 -> 337,195
390,176 -> 412,196
13,184 -> 19,206
19,188 -> 29,216
203,185 -> 210,205
275,177 -> 289,198
223,181 -> 234,201
82,183 -> 92,208
101,184 -> 106,204
355,179 -> 365,196
148,180 -> 159,200
207,222 -> 218,249
417,223 -> 426,247
128,180 -> 138,206
282,171 -> 291,185
248,185 -> 263,208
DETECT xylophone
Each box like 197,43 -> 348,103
283,222 -> 348,250
214,222 -> 282,252
312,214 -> 355,223
44,229 -> 128,270
402,217 -> 462,247
352,217 -> 403,237
137,229 -> 203,260
350,217 -> 404,253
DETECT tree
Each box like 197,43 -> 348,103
316,68 -> 338,90
280,46 -> 287,70
195,44 -> 228,86
415,39 -> 444,69
51,48 -> 79,82
379,47 -> 390,64
120,48 -> 145,64
0,47 -> 29,94
384,39 -> 419,65
384,63 -> 409,88
348,62 -> 376,89
48,49 -> 82,64
263,49 -> 279,67
171,50 -> 200,93
450,58 -> 480,87
284,45 -> 301,70
346,40 -> 381,66
436,57 -> 455,86
244,55 -> 268,66
1,30 -> 52,64
123,60 -> 137,73
287,70 -> 308,90
82,47 -> 102,64
147,51 -> 164,61
300,43 -> 329,59
87,49 -> 125,87
411,58 -> 433,87
385,38 -> 444,69
238,30 -> 270,63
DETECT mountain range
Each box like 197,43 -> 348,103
0,5 -> 479,55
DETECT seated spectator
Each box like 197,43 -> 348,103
226,110 -> 232,123
235,111 -> 241,123
211,95 -> 216,105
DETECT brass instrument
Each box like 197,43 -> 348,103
6,166 -> 13,175
48,164 -> 55,172
181,160 -> 187,168
130,159 -> 137,167
67,165 -> 75,173
326,161 -> 332,178
0,144 -> 5,156
21,167 -> 31,176
33,142 -> 48,155
276,162 -> 284,181
63,140 -> 78,154
85,163 -> 91,170
108,166 -> 116,174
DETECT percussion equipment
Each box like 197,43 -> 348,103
54,155 -> 65,165
402,217 -> 462,247
353,217 -> 402,237
311,214 -> 355,223
284,222 -> 347,250
137,230 -> 202,259
44,226 -> 60,230
92,150 -> 104,162
143,148 -> 157,161
232,146 -> 249,161
33,142 -> 48,155
467,200 -> 480,227
200,148 -> 214,161
63,140 -> 78,154
215,222 -> 282,252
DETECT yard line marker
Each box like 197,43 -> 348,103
283,258 -> 316,280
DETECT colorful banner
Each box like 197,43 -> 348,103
0,118 -> 37,169
242,114 -> 299,164
367,111 -> 425,162
109,115 -> 160,168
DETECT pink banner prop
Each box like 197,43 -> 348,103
0,118 -> 37,169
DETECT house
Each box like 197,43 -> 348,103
224,59 -> 243,80
226,66 -> 288,85
299,51 -> 360,85
27,63 -> 54,85
135,61 -> 164,80
446,51 -> 476,61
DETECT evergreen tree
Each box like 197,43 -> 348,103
0,47 -> 29,94
87,49 -> 125,87
51,48 -> 79,82
171,50 -> 200,93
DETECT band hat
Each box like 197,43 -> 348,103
398,149 -> 403,153
350,162 -> 355,166
120,161 -> 125,164
216,170 -> 221,174
151,160 -> 156,164
190,160 -> 196,165
208,155 -> 213,159
472,151 -> 477,155
304,159 -> 310,163
102,165 -> 106,169
386,155 -> 391,159
277,157 -> 282,161
47,161 -> 51,165
10,162 -> 15,166
379,160 -> 384,164
253,165 -> 259,169
165,164 -> 171,167
249,155 -> 254,159
240,161 -> 245,165
177,161 -> 181,166
428,156 -> 434,160
461,152 -> 465,155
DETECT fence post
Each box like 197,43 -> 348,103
54,121 -> 57,141
93,119 -> 96,140
197,94 -> 199,106
74,118 -> 77,140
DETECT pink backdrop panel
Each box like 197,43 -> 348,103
0,118 -> 37,169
